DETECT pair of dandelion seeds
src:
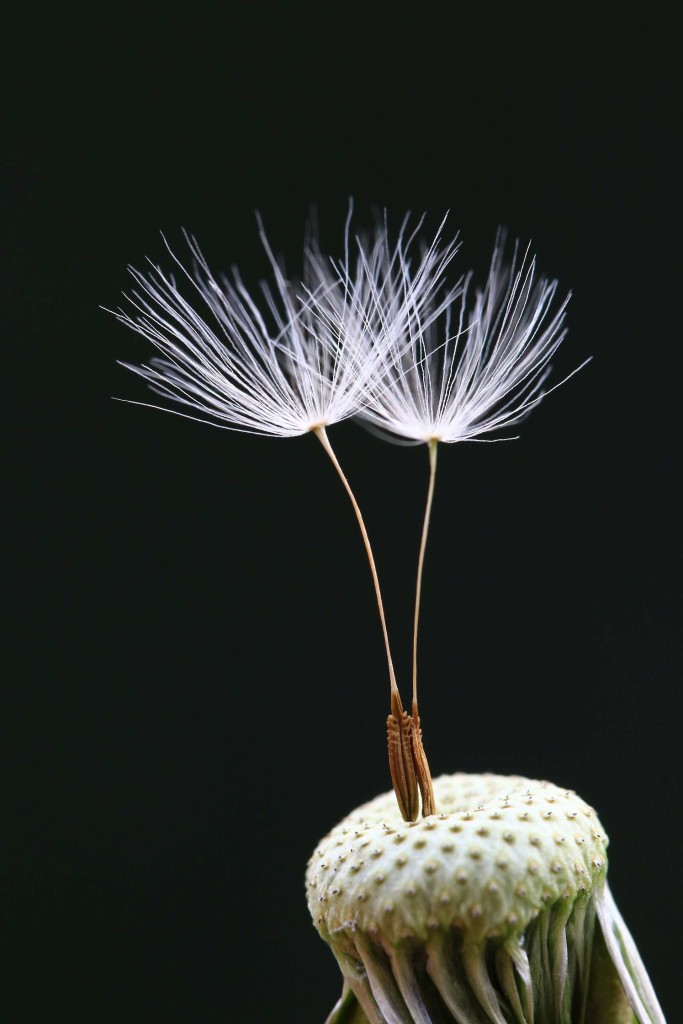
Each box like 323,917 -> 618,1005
113,210 -> 665,1024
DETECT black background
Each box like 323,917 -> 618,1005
4,5 -> 681,1022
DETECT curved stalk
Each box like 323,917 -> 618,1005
315,426 -> 419,820
315,426 -> 399,696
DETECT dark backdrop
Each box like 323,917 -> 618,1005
4,5 -> 680,1022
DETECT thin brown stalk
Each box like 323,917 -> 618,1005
315,425 -> 420,820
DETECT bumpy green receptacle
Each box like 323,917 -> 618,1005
307,773 -> 663,1024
